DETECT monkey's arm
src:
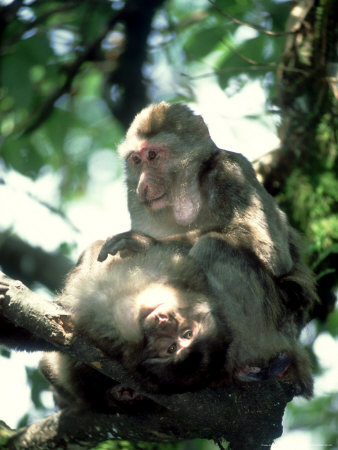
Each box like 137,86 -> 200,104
97,229 -> 205,261
97,224 -> 274,263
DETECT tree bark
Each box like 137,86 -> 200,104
257,0 -> 337,196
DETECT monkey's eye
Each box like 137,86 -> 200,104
129,153 -> 142,165
148,150 -> 157,160
182,330 -> 193,339
167,343 -> 177,354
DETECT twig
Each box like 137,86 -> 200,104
219,36 -> 261,65
182,62 -> 313,80
181,64 -> 276,80
208,0 -> 295,37
1,3 -> 79,49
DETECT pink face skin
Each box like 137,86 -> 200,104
127,143 -> 171,211
126,140 -> 201,227
142,303 -> 198,359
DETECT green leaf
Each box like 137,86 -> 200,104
1,134 -> 46,177
184,25 -> 225,60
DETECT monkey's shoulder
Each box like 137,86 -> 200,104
213,149 -> 258,182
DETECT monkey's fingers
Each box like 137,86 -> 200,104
98,231 -> 156,261
97,236 -> 114,261
0,281 -> 9,300
98,233 -> 147,261
98,238 -> 136,261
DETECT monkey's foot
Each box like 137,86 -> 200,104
235,352 -> 291,382
268,351 -> 291,378
0,281 -> 9,300
106,384 -> 146,404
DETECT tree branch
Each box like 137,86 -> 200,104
103,0 -> 167,127
208,0 -> 296,36
0,271 -> 302,449
4,377 -> 295,450
22,6 -> 125,135
17,0 -> 167,134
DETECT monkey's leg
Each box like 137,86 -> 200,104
235,352 -> 291,382
0,281 -> 9,299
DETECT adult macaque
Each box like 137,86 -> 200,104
99,102 -> 318,324
41,231 -> 313,413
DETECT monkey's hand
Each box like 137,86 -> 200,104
98,231 -> 157,261
0,281 -> 9,300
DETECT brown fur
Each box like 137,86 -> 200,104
108,102 -> 319,323
41,232 -> 313,413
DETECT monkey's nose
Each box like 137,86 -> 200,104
156,314 -> 176,333
138,184 -> 148,196
136,174 -> 149,200
157,313 -> 168,324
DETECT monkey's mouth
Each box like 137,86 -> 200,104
145,194 -> 168,211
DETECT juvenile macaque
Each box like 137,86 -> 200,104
41,231 -> 313,413
99,102 -> 318,324
40,235 -> 227,411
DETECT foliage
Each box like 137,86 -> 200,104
96,441 -> 181,450
0,0 -> 292,198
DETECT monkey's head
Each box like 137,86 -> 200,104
119,102 -> 217,228
132,283 -> 228,392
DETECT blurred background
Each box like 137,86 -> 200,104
0,0 -> 337,449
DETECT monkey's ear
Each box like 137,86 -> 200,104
195,115 -> 210,137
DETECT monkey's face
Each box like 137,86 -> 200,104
132,282 -> 225,393
136,283 -> 214,361
123,140 -> 202,227
143,303 -> 198,358
118,102 -> 216,227
126,143 -> 171,212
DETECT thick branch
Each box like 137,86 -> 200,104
0,271 -> 139,389
4,382 -> 296,450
